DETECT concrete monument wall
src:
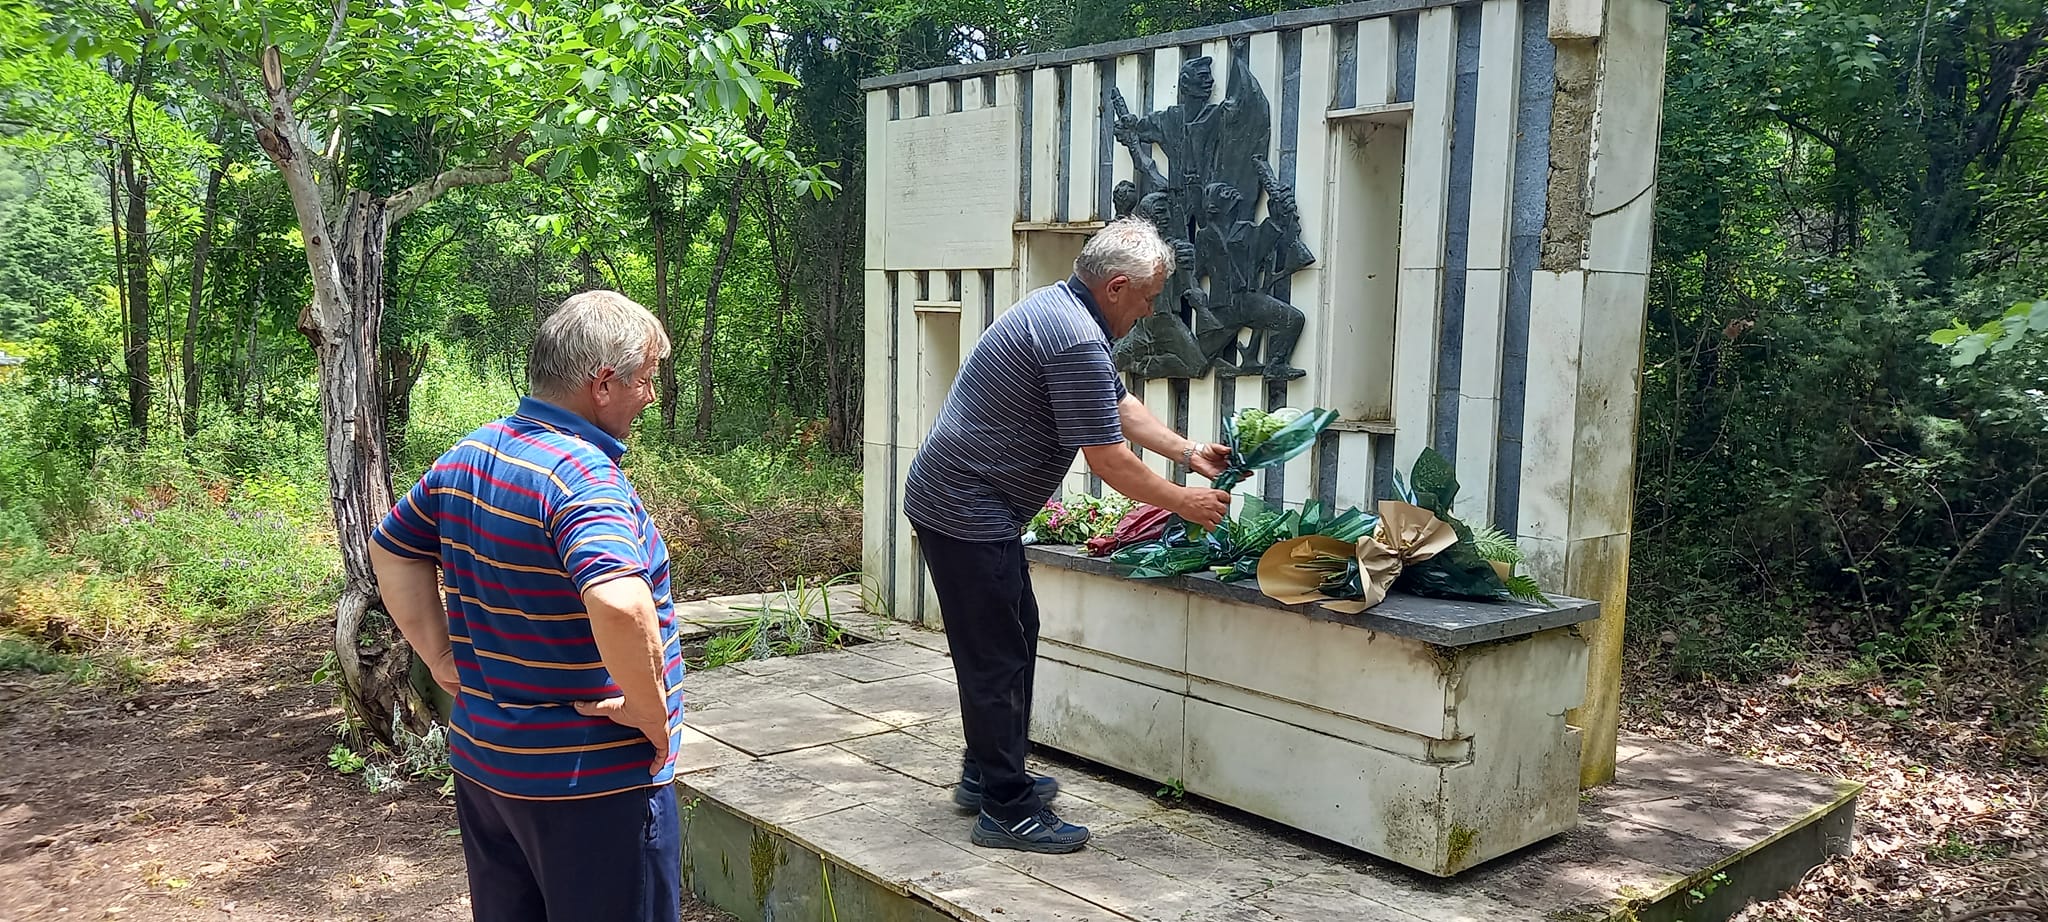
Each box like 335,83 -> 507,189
860,0 -> 1671,786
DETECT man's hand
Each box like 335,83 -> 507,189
426,647 -> 461,697
573,696 -> 673,776
1186,443 -> 1230,480
1175,486 -> 1232,529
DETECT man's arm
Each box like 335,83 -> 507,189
1117,394 -> 1229,478
575,575 -> 672,774
368,542 -> 459,696
1082,441 -> 1231,528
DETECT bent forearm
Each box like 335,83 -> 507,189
1117,394 -> 1192,460
369,543 -> 452,665
1082,441 -> 1188,510
583,577 -> 668,716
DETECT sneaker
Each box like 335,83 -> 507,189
953,771 -> 1059,812
970,809 -> 1090,854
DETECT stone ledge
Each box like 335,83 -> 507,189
1024,543 -> 1600,647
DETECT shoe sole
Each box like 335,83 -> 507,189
953,783 -> 1060,813
970,825 -> 1089,854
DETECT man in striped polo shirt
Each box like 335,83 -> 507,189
369,291 -> 684,922
905,219 -> 1233,853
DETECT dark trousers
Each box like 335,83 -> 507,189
915,525 -> 1044,824
453,775 -> 681,922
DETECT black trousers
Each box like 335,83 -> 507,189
914,525 -> 1044,823
453,776 -> 681,922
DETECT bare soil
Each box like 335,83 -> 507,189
0,621 -> 736,922
1623,644 -> 2047,922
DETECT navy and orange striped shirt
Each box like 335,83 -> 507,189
373,396 -> 683,800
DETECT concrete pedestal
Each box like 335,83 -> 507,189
1024,545 -> 1600,876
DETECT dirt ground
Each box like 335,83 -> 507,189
0,622 -> 736,922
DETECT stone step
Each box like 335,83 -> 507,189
675,644 -> 1859,922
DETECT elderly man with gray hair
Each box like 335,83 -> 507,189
370,290 -> 687,922
904,218 -> 1233,854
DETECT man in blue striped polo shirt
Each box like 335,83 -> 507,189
905,219 -> 1233,853
369,291 -> 684,922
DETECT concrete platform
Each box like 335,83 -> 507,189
674,637 -> 1861,922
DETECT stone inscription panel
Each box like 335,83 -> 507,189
882,105 -> 1019,270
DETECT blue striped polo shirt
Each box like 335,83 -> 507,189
904,275 -> 1129,541
372,396 -> 684,800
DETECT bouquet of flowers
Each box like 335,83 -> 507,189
1213,406 -> 1340,492
1255,448 -> 1549,611
1023,493 -> 1132,546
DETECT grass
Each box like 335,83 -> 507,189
0,352 -> 865,685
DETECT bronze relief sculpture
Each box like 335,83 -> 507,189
1106,36 -> 1313,382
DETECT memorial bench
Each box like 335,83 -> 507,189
1023,544 -> 1601,877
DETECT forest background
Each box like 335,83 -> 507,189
0,1 -> 2043,919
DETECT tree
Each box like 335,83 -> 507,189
53,0 -> 820,744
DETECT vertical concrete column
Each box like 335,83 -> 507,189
1522,0 -> 1669,787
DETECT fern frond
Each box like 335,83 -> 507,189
1471,524 -> 1524,565
1504,574 -> 1551,606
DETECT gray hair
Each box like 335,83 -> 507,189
529,290 -> 671,398
1075,218 -> 1175,285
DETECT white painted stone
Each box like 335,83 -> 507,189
1567,270 -> 1649,540
860,441 -> 894,616
958,268 -> 987,356
1183,698 -> 1455,873
1357,18 -> 1396,107
1549,0 -> 1607,40
1453,394 -> 1499,526
881,108 -> 1018,270
1391,267 -> 1442,474
1397,8 -> 1456,271
1029,656 -> 1187,782
1185,676 -> 1440,762
1030,67 -> 1060,225
864,90 -> 889,270
1466,0 -> 1523,272
1281,25 -> 1338,507
1066,62 -> 1099,223
1516,270 -> 1585,542
1586,0 -> 1670,216
1028,564 -> 1189,673
1587,188 -> 1656,275
1333,429 -> 1375,510
891,445 -> 923,623
1319,118 -> 1402,423
893,273 -> 920,449
1184,594 -> 1454,739
862,271 -> 892,447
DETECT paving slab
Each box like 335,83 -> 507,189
802,648 -> 928,683
991,839 -> 1231,922
767,743 -> 936,803
855,640 -> 955,672
811,673 -> 961,726
674,723 -> 753,774
687,692 -> 890,755
836,730 -> 968,788
681,758 -> 862,827
916,863 -> 1136,922
784,804 -> 990,891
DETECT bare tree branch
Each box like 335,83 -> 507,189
387,167 -> 511,224
288,0 -> 351,104
387,135 -> 529,223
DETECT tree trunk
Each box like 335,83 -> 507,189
696,171 -> 745,441
183,143 -> 229,438
650,177 -> 677,435
296,192 -> 434,746
120,148 -> 150,442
